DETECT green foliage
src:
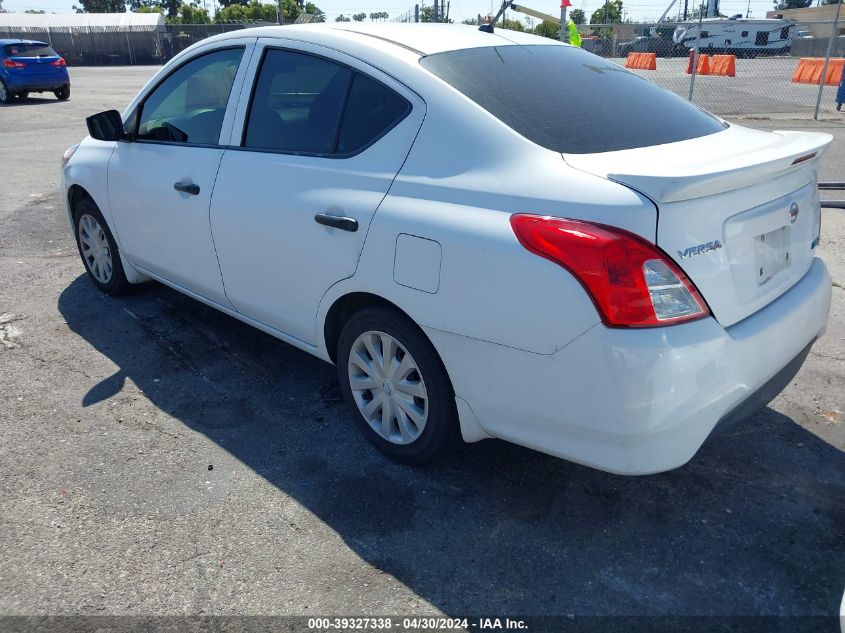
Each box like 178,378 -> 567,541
590,0 -> 622,24
74,0 -> 127,12
171,2 -> 209,23
569,8 -> 585,24
533,20 -> 559,39
501,18 -> 524,31
772,0 -> 812,7
305,1 -> 325,21
419,4 -> 452,22
214,0 -> 303,23
352,11 -> 366,20
369,11 -> 388,20
128,0 -> 179,18
335,13 -> 351,21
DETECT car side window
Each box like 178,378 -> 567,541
335,73 -> 410,155
135,47 -> 243,146
244,49 -> 352,155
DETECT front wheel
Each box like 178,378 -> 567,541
337,306 -> 460,465
73,197 -> 130,295
55,84 -> 70,101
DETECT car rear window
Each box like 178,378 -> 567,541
419,45 -> 727,154
4,43 -> 57,58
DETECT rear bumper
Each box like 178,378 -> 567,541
4,73 -> 69,91
425,257 -> 832,475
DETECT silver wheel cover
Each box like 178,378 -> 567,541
78,213 -> 113,284
347,330 -> 429,445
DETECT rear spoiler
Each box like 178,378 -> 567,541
564,130 -> 833,204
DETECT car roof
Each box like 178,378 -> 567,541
210,23 -> 563,56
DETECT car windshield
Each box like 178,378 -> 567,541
420,45 -> 727,154
4,43 -> 57,58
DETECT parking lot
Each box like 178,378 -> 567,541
0,66 -> 844,629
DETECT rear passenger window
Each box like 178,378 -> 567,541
244,48 -> 410,156
244,49 -> 352,155
336,74 -> 410,155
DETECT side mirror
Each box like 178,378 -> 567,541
86,110 -> 125,142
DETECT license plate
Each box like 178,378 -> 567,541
755,226 -> 791,286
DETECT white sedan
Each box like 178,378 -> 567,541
62,23 -> 832,474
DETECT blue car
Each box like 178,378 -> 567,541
0,39 -> 70,105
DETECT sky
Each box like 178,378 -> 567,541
0,0 -> 793,28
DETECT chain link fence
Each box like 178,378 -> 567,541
580,20 -> 845,119
0,23 -> 269,66
1,19 -> 843,118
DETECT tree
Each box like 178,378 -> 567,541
304,1 -> 325,21
74,0 -> 127,12
419,5 -> 452,22
501,17 -> 524,31
773,0 -> 812,7
569,8 -> 584,24
127,0 -> 181,18
590,0 -> 622,24
25,7 -> 46,11
335,13 -> 351,21
534,20 -> 559,39
352,11 -> 366,20
173,2 -> 210,23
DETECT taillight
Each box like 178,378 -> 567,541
3,59 -> 26,68
510,214 -> 710,327
51,58 -> 66,67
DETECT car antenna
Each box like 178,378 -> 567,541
480,0 -> 513,32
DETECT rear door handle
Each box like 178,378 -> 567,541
314,213 -> 358,232
173,181 -> 200,195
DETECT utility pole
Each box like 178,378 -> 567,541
560,0 -> 568,42
434,0 -> 439,21
415,3 -> 419,21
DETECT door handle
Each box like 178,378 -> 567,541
314,213 -> 358,232
173,181 -> 200,195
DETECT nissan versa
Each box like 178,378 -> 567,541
61,24 -> 832,474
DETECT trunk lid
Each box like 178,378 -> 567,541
564,125 -> 831,327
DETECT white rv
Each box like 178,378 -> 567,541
672,17 -> 797,56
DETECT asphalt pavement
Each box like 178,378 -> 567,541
0,66 -> 843,630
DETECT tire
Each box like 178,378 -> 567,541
337,306 -> 460,465
55,84 -> 70,101
72,196 -> 130,295
0,80 -> 11,105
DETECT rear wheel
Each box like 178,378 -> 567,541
55,84 -> 70,101
337,306 -> 460,465
73,197 -> 130,295
0,81 -> 11,105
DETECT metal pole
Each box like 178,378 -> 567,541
125,26 -> 133,65
814,2 -> 843,120
415,4 -> 419,22
688,3 -> 704,101
434,0 -> 439,22
560,1 -> 568,42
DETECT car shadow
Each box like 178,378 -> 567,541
6,95 -> 64,107
57,274 -> 845,620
